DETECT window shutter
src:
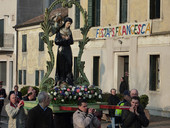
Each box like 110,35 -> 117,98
35,70 -> 39,86
156,0 -> 160,18
88,0 -> 93,27
95,0 -> 100,26
39,32 -> 44,51
22,35 -> 27,52
0,19 -> 4,47
40,70 -> 44,80
75,0 -> 80,29
150,0 -> 160,19
149,56 -> 156,90
23,70 -> 26,85
93,57 -> 100,86
120,0 -> 127,23
19,70 -> 22,84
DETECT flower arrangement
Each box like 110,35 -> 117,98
49,85 -> 102,104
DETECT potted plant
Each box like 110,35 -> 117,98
140,94 -> 150,120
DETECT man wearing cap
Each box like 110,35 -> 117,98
0,81 -> 7,122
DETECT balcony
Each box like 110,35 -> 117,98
0,33 -> 14,52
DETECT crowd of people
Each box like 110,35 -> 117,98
107,88 -> 149,128
0,81 -> 37,128
0,78 -> 150,128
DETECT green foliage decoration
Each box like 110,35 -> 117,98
140,94 -> 149,109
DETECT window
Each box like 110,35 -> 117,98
22,34 -> 27,52
0,19 -> 4,47
23,70 -> 26,85
39,32 -> 44,51
18,70 -> 26,85
150,0 -> 160,19
149,55 -> 160,91
0,61 -> 6,85
74,57 -> 79,80
93,56 -> 100,86
75,0 -> 80,29
19,70 -> 22,85
35,70 -> 44,86
120,0 -> 128,23
88,0 -> 100,27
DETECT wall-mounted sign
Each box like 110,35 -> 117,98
96,22 -> 151,39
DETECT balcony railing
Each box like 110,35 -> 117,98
0,33 -> 14,51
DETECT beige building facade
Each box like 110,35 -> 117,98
16,0 -> 170,117
0,0 -> 17,93
69,0 -> 170,117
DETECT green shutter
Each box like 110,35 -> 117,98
75,0 -> 80,29
0,19 -> 4,47
19,70 -> 22,84
120,0 -> 127,23
22,35 -> 27,52
150,0 -> 160,19
95,0 -> 100,26
39,32 -> 44,51
88,0 -> 93,27
74,57 -> 79,80
149,56 -> 156,90
40,70 -> 44,80
156,0 -> 160,18
35,70 -> 39,86
93,56 -> 100,86
23,70 -> 26,85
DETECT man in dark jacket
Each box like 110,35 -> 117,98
121,96 -> 149,128
26,91 -> 53,128
107,88 -> 120,128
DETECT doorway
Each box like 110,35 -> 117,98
117,55 -> 129,91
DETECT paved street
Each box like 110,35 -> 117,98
1,99 -> 170,128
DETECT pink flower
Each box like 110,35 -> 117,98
85,88 -> 88,91
54,98 -> 56,101
76,89 -> 80,93
91,90 -> 94,94
67,88 -> 70,91
60,91 -> 62,93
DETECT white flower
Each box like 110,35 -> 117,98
61,99 -> 64,102
63,87 -> 67,90
73,96 -> 77,99
95,92 -> 98,96
81,87 -> 84,91
51,91 -> 53,94
79,92 -> 82,96
89,95 -> 92,99
65,91 -> 69,96
98,94 -> 102,99
48,93 -> 50,95
72,87 -> 75,91
69,96 -> 72,99
88,91 -> 90,93
53,92 -> 57,96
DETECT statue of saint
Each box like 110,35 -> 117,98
54,17 -> 74,85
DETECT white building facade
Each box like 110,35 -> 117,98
68,0 -> 170,117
